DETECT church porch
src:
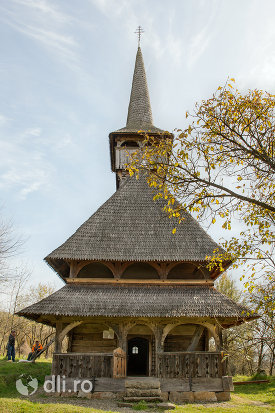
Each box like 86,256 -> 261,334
49,317 -> 233,399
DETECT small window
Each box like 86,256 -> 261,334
132,346 -> 138,354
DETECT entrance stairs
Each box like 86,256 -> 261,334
123,377 -> 162,402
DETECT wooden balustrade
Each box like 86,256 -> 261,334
52,351 -> 225,379
52,353 -> 113,378
157,352 -> 225,378
52,347 -> 127,379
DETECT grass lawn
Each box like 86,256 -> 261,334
0,358 -> 274,412
233,376 -> 275,406
0,357 -> 52,398
0,398 -> 274,413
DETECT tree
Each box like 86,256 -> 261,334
0,281 -> 57,358
129,81 -> 275,309
0,216 -> 22,285
215,273 -> 255,375
216,273 -> 274,376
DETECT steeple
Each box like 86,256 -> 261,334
109,45 -> 170,188
111,46 -> 164,134
126,46 -> 153,131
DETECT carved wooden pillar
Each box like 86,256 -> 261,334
152,324 -> 163,377
218,327 -> 224,350
67,331 -> 73,352
54,321 -> 63,353
205,328 -> 210,351
118,324 -> 128,352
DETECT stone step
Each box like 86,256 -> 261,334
125,388 -> 162,397
123,396 -> 163,402
125,378 -> 161,390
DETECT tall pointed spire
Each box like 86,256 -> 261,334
111,46 -> 164,133
126,47 -> 153,130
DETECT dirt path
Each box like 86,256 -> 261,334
25,390 -> 272,412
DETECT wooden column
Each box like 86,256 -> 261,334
153,325 -> 164,377
118,325 -> 128,352
204,328 -> 210,351
54,321 -> 63,353
218,327 -> 224,350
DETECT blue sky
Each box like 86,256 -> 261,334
1,0 -> 275,289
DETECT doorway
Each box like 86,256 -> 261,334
127,337 -> 149,376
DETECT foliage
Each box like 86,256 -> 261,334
128,81 -> 275,309
216,273 -> 274,375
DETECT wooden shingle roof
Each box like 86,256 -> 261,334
17,284 -> 254,325
45,175 -> 222,272
111,47 -> 165,134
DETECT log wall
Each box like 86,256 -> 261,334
71,324 -> 117,353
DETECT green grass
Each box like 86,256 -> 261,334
0,399 -> 116,413
233,375 -> 275,405
0,398 -> 274,413
132,400 -> 149,410
0,358 -> 52,397
0,361 -> 274,412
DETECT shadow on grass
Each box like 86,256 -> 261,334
233,376 -> 275,405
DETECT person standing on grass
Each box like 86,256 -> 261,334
7,330 -> 16,362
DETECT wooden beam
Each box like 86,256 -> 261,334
59,321 -> 83,343
187,325 -> 205,351
66,278 -> 214,286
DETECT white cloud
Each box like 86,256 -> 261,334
91,0 -> 129,17
187,26 -> 211,69
0,165 -> 51,200
0,126 -> 54,199
0,0 -> 80,70
12,0 -> 71,23
0,114 -> 12,126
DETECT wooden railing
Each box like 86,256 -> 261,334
52,353 -> 113,378
157,351 -> 225,378
52,348 -> 127,379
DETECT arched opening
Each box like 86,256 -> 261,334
122,263 -> 159,279
167,263 -> 204,279
127,337 -> 149,376
164,324 -> 207,352
78,262 -> 114,278
127,324 -> 154,376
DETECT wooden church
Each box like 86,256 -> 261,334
18,45 -> 256,402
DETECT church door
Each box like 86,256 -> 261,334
127,337 -> 149,376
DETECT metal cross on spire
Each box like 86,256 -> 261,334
135,26 -> 144,46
